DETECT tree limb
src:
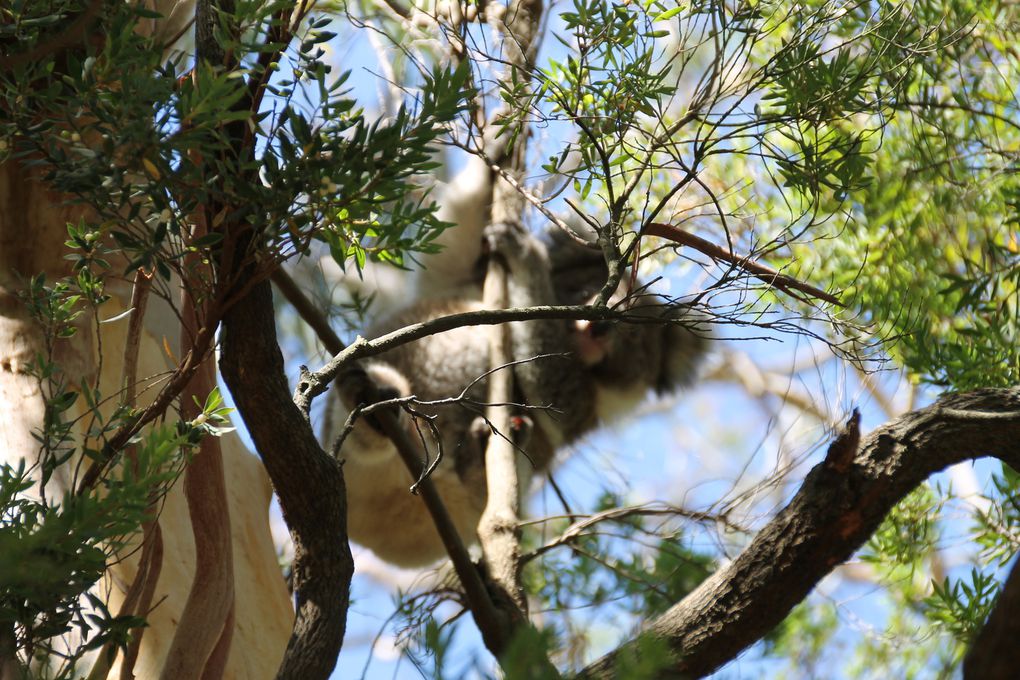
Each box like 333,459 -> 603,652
579,387 -> 1020,679
645,222 -> 844,307
477,255 -> 527,621
160,228 -> 235,680
196,0 -> 352,673
275,268 -> 509,656
272,268 -> 341,352
219,275 -> 351,680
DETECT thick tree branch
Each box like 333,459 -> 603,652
219,276 -> 351,680
477,256 -> 527,622
579,387 -> 1020,679
476,0 -> 548,654
197,0 -> 351,675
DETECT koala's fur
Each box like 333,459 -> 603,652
323,221 -> 707,567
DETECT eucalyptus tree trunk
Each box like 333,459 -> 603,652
0,160 -> 293,678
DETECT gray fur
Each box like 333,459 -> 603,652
324,222 -> 707,566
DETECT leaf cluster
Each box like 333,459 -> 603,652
0,426 -> 182,678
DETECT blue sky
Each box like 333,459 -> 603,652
209,5 -> 1001,678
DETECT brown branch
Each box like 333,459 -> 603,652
87,270 -> 166,680
121,269 -> 153,404
159,356 -> 235,679
964,553 -> 1020,679
823,409 -> 860,474
219,274 -> 351,680
578,387 -> 1020,679
644,222 -> 844,307
272,268 -> 343,352
119,523 -> 163,680
374,407 -> 511,652
75,317 -> 219,493
199,0 -> 351,674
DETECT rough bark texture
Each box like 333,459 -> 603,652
219,276 -> 352,680
579,387 -> 1020,679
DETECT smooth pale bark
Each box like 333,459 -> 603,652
0,161 -> 293,678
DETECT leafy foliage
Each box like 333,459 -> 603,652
1,258 -> 236,676
2,0 -> 1019,678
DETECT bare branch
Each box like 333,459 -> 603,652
477,255 -> 527,616
276,265 -> 510,657
523,503 -> 747,563
272,268 -> 344,352
645,222 -> 844,307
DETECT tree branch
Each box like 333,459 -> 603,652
275,268 -> 509,656
374,407 -> 511,652
196,0 -> 351,674
219,275 -> 351,680
302,302 -> 622,405
645,222 -> 844,307
160,224 -> 235,680
476,255 -> 527,627
579,387 -> 1020,679
272,269 -> 341,352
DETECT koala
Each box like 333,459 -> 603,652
323,221 -> 707,567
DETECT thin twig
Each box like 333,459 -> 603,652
645,222 -> 844,307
